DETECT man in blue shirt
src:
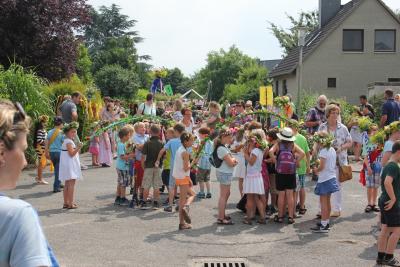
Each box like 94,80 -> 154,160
381,89 -> 400,127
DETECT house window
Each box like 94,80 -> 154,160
283,80 -> 287,95
328,78 -> 337,88
375,30 -> 396,52
388,78 -> 400,82
275,80 -> 279,96
343,30 -> 364,52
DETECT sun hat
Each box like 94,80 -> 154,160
277,127 -> 296,142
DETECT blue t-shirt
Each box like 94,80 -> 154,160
0,195 -> 59,267
164,138 -> 182,169
116,142 -> 128,171
46,128 -> 64,153
133,133 -> 149,161
382,99 -> 400,126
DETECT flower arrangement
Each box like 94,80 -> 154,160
370,130 -> 386,147
63,121 -> 79,132
248,133 -> 268,150
358,116 -> 373,132
192,136 -> 211,161
273,96 -> 290,108
312,132 -> 335,149
125,140 -> 136,154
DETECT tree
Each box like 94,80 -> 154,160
0,0 -> 90,81
84,4 -> 143,51
223,64 -> 269,103
76,44 -> 93,84
94,64 -> 140,99
194,46 -> 256,101
268,11 -> 319,55
162,68 -> 189,94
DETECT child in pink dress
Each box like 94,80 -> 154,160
99,122 -> 113,167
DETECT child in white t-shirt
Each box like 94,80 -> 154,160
311,132 -> 339,233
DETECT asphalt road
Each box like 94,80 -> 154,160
6,154 -> 384,267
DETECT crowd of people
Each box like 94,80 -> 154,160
3,88 -> 400,266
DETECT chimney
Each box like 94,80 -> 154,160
319,0 -> 341,28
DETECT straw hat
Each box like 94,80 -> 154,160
277,127 -> 296,142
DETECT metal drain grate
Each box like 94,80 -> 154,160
203,263 -> 246,267
191,257 -> 248,267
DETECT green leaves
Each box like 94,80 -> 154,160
94,64 -> 140,99
268,11 -> 319,55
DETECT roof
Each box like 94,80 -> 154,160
269,0 -> 400,78
259,59 -> 281,71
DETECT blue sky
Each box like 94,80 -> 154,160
88,0 -> 400,75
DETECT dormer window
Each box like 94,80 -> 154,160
343,29 -> 364,52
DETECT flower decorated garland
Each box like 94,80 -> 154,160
273,96 -> 290,109
312,132 -> 335,149
371,121 -> 400,146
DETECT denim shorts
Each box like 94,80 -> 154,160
216,171 -> 233,185
296,174 -> 306,191
314,177 -> 339,196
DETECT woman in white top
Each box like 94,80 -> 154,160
311,132 -> 339,233
0,100 -> 59,266
243,132 -> 267,225
59,122 -> 82,209
172,132 -> 196,230
215,128 -> 238,225
137,93 -> 156,116
180,107 -> 195,133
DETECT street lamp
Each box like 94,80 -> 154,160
296,26 -> 307,114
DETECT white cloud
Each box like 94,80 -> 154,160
88,0 -> 400,75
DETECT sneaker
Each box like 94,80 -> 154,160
53,188 -> 62,193
384,257 -> 400,267
152,201 -> 160,209
316,222 -> 331,230
311,224 -> 330,233
197,192 -> 205,199
120,198 -> 130,206
206,192 -> 212,199
164,206 -> 173,212
114,196 -> 121,206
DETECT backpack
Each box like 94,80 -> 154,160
209,143 -> 224,168
276,143 -> 296,174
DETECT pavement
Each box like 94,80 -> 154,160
6,154 -> 385,267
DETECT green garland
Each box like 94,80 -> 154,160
216,109 -> 293,128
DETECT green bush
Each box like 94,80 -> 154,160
298,90 -> 354,124
95,64 -> 140,99
0,64 -> 52,163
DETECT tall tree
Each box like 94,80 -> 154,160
194,46 -> 255,101
268,11 -> 319,55
0,0 -> 90,81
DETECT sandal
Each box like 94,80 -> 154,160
217,219 -> 234,225
372,205 -> 380,212
225,216 -> 232,221
287,217 -> 295,224
365,205 -> 373,213
62,204 -> 68,209
257,219 -> 267,225
179,223 -> 192,230
67,204 -> 78,209
273,215 -> 284,223
299,207 -> 307,215
242,218 -> 252,225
